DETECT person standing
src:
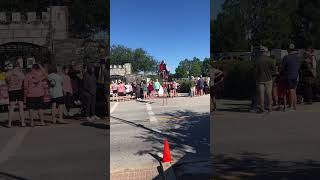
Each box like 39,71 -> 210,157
141,80 -> 148,99
135,81 -> 141,100
82,66 -> 100,122
301,46 -> 317,104
5,62 -> 25,127
48,65 -> 66,124
117,81 -> 125,102
210,68 -> 224,112
111,81 -> 118,102
62,66 -> 73,116
148,80 -> 154,98
24,64 -> 47,126
281,44 -> 301,110
199,75 -> 205,96
154,79 -> 161,97
254,46 -> 276,113
190,76 -> 196,97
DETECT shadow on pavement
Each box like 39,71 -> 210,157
0,172 -> 29,180
131,110 -> 213,179
214,152 -> 320,180
81,122 -> 109,129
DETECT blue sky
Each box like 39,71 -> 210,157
110,0 -> 210,72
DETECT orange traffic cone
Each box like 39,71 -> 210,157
162,138 -> 172,162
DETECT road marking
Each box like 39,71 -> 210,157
146,103 -> 158,123
0,128 -> 31,164
110,102 -> 119,114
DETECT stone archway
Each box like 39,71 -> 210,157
0,42 -> 51,68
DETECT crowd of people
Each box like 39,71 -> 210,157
110,79 -> 179,102
253,44 -> 317,113
0,60 -> 104,128
189,75 -> 211,97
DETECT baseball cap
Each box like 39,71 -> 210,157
289,43 -> 295,50
259,45 -> 268,52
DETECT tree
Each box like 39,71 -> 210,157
110,44 -> 159,74
202,57 -> 211,76
190,57 -> 202,76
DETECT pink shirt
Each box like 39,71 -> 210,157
24,70 -> 45,97
112,83 -> 118,90
118,83 -> 125,93
63,74 -> 73,93
5,68 -> 25,91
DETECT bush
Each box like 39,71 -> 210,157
177,80 -> 191,93
213,60 -> 256,99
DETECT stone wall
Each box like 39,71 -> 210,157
0,6 -> 68,46
110,63 -> 132,77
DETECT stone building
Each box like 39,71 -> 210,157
0,6 -> 107,68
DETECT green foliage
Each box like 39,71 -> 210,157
175,57 -> 209,78
214,0 -> 320,50
110,45 -> 159,74
176,80 -> 191,93
213,60 -> 256,99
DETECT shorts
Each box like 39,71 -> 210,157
155,89 -> 159,92
8,90 -> 24,102
113,90 -> 118,94
118,92 -> 125,96
257,81 -> 272,97
26,97 -> 44,110
286,79 -> 298,89
51,96 -> 65,105
210,86 -> 215,97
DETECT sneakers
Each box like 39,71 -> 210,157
86,116 -> 94,122
92,115 -> 100,120
68,111 -> 74,116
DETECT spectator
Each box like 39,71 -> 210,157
254,46 -> 276,113
301,46 -> 317,104
5,62 -> 25,127
62,66 -> 73,116
48,65 -> 66,124
117,81 -> 126,101
82,66 -> 100,122
24,64 -> 47,126
111,81 -> 118,102
281,44 -> 301,110
154,79 -> 161,96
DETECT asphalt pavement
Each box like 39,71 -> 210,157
213,99 -> 320,179
110,95 -> 212,179
0,109 -> 108,180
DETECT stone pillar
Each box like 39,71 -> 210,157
0,12 -> 6,22
124,63 -> 132,75
50,6 -> 68,40
12,12 -> 21,23
27,12 -> 37,23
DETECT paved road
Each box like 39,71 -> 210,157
214,99 -> 320,179
110,95 -> 212,178
0,109 -> 108,180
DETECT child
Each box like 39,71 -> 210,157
48,65 -> 66,124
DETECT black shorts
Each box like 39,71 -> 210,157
51,96 -> 65,105
26,97 -> 44,110
286,79 -> 298,89
118,92 -> 125,96
8,90 -> 24,102
113,90 -> 118,94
